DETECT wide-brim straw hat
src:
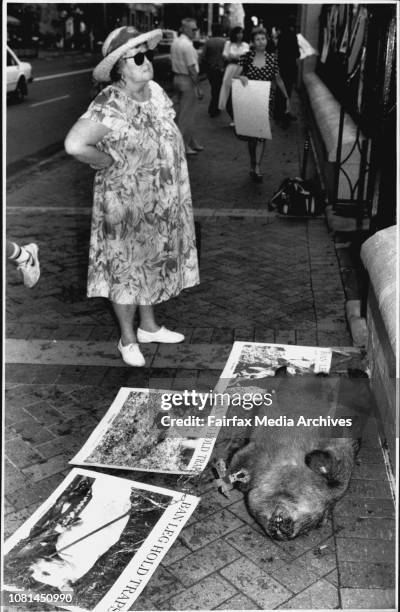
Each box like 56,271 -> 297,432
93,26 -> 163,83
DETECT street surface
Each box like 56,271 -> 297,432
6,51 -> 171,170
7,53 -> 98,167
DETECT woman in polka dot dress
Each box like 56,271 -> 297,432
235,27 -> 290,182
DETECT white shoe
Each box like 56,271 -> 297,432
17,243 -> 40,288
117,340 -> 145,367
137,326 -> 185,344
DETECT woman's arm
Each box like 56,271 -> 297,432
275,71 -> 290,112
222,41 -> 231,60
65,119 -> 113,170
233,64 -> 248,86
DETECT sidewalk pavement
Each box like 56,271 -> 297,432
5,88 -> 395,610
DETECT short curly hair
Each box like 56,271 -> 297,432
251,26 -> 275,52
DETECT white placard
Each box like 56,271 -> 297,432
3,468 -> 199,612
70,387 -> 224,475
216,341 -> 332,393
232,79 -> 272,139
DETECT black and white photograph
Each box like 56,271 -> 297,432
70,387 -> 217,474
3,469 -> 199,611
218,341 -> 332,387
4,1 -> 398,610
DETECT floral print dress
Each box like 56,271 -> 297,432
80,81 -> 200,305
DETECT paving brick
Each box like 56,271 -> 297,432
164,574 -> 237,610
35,428 -> 93,459
161,539 -> 192,566
5,403 -> 32,426
168,539 -> 241,586
215,593 -> 261,609
220,557 -> 292,608
339,561 -> 396,589
340,587 -> 395,609
336,537 -> 395,565
47,412 -> 98,436
277,578 -> 339,609
356,446 -> 384,463
152,344 -> 231,370
180,508 -> 244,551
21,454 -> 68,482
4,459 -> 30,494
23,400 -> 65,425
334,496 -> 395,518
333,515 -> 395,540
254,328 -> 275,342
325,568 -> 339,586
3,502 -> 42,538
351,462 -> 388,480
190,327 -> 214,343
295,537 -> 338,577
6,416 -> 56,446
138,566 -> 184,606
5,438 -> 46,469
5,473 -> 65,510
224,524 -> 292,571
186,489 -> 225,525
347,478 -> 392,498
226,498 -> 262,529
271,558 -> 321,593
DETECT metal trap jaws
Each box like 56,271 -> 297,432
212,458 -> 250,499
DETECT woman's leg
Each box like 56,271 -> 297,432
248,139 -> 257,170
254,140 -> 266,175
226,91 -> 233,120
112,303 -> 138,345
138,305 -> 159,333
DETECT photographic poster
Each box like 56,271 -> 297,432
70,387 -> 224,474
3,468 -> 199,612
216,342 -> 332,393
214,342 -> 372,450
232,79 -> 272,139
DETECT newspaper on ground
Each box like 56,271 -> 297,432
70,388 -> 225,474
216,341 -> 332,392
3,468 -> 199,612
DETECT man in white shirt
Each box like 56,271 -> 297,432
171,18 -> 204,155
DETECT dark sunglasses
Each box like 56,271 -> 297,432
123,49 -> 153,66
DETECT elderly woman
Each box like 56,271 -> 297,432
65,27 -> 199,367
234,27 -> 290,182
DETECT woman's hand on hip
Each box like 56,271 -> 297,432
89,154 -> 114,170
239,76 -> 249,87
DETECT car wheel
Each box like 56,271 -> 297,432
13,77 -> 27,103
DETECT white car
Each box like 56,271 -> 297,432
6,46 -> 33,102
158,29 -> 178,52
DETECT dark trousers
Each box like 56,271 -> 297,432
275,67 -> 297,118
207,67 -> 224,116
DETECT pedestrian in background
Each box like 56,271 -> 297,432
218,26 -> 249,125
65,26 -> 200,367
275,14 -> 300,121
234,26 -> 290,182
6,240 -> 40,288
200,23 -> 226,117
171,18 -> 204,155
